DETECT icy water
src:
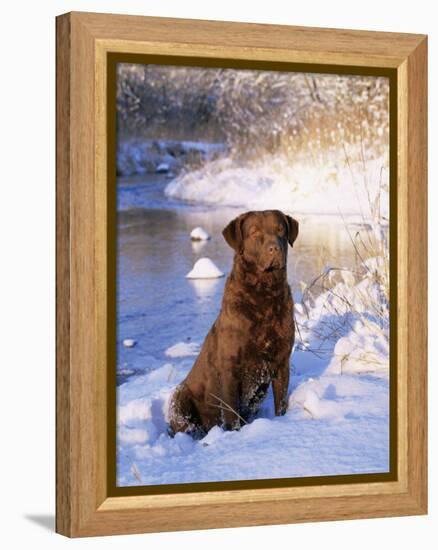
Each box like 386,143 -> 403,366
116,174 -> 361,384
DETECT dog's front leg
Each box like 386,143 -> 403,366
220,374 -> 241,431
272,363 -> 290,416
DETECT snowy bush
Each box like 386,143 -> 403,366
295,222 -> 389,378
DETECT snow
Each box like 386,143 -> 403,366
289,375 -> 388,421
117,261 -> 389,487
190,226 -> 211,241
165,155 -> 389,222
123,338 -> 136,348
295,258 -> 389,379
327,322 -> 389,377
116,359 -> 389,485
156,162 -> 170,173
185,257 -> 224,279
165,341 -> 200,358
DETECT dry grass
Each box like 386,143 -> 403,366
208,393 -> 248,426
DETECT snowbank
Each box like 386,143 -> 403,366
295,257 -> 389,378
289,375 -> 388,421
165,155 -> 389,222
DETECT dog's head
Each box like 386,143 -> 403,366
222,210 -> 299,273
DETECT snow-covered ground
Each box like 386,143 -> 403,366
117,258 -> 389,486
165,154 -> 388,223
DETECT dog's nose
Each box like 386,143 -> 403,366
268,243 -> 280,254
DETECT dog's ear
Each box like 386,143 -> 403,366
284,215 -> 299,247
222,214 -> 247,252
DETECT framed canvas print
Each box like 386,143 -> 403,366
56,12 -> 427,537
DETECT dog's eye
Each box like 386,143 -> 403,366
277,225 -> 285,235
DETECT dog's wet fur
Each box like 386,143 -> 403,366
168,210 -> 299,437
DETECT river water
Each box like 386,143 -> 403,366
116,174 -> 360,384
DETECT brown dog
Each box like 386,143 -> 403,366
168,210 -> 299,437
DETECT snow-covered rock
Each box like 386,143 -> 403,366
156,162 -> 170,173
185,258 -> 224,279
123,338 -> 137,348
190,227 -> 211,241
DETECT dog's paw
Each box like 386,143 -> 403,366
223,420 -> 241,431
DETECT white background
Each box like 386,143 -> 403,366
0,1 -> 435,547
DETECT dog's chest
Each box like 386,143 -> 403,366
228,281 -> 294,366
242,311 -> 293,368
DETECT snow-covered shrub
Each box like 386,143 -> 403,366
295,219 -> 389,377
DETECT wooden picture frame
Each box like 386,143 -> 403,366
56,11 -> 427,537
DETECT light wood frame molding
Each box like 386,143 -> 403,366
56,11 -> 427,537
